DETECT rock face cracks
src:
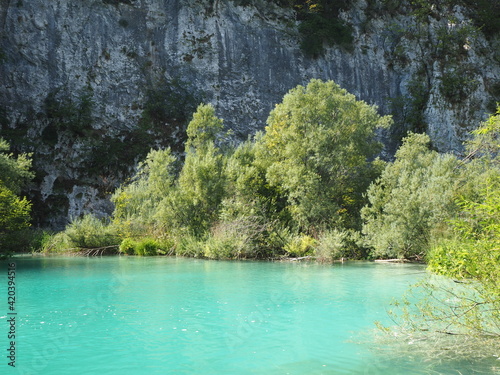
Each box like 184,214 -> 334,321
1,0 -> 499,227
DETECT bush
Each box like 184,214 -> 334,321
44,214 -> 119,253
440,66 -> 479,104
284,234 -> 317,257
135,238 -> 160,256
119,237 -> 170,256
203,234 -> 239,260
314,229 -> 348,262
119,238 -> 136,255
202,217 -> 275,259
175,234 -> 205,258
361,133 -> 460,259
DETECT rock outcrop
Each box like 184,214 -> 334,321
1,0 -> 499,227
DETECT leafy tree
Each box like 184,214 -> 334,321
0,184 -> 31,234
427,108 -> 500,313
257,79 -> 391,232
0,138 -> 33,254
361,132 -> 460,259
155,104 -> 227,237
222,137 -> 290,228
105,80 -> 392,259
378,110 -> 500,357
185,103 -> 224,151
0,138 -> 33,194
112,148 -> 177,238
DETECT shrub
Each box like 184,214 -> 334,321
119,238 -> 136,255
203,234 -> 239,260
135,238 -> 160,256
314,229 -> 348,262
440,66 -> 479,104
175,234 -> 205,258
202,217 -> 274,259
119,237 -> 169,256
362,133 -> 460,259
284,234 -> 317,257
45,214 -> 119,253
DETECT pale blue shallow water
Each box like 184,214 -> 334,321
0,257 -> 498,374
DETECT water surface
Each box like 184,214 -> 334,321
0,257 -> 497,374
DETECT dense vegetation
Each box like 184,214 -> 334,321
39,80 -> 500,265
4,78 -> 500,353
376,108 -> 500,353
0,139 -> 34,256
44,80 -> 390,259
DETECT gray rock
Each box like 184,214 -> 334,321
0,0 -> 498,227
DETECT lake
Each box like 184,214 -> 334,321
0,256 -> 497,374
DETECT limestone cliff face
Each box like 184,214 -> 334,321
1,0 -> 499,227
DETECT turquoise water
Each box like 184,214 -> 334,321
0,257 -> 497,374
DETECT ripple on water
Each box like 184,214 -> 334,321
2,257 -> 493,375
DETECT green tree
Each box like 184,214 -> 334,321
107,81 -> 392,259
378,111 -> 500,359
0,138 -> 33,194
426,109 -> 500,329
361,132 -> 460,259
112,147 -> 177,238
155,104 -> 227,237
0,184 -> 31,234
0,138 -> 33,255
257,79 -> 391,232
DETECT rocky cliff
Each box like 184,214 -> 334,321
1,0 -> 499,227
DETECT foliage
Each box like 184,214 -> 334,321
203,225 -> 242,260
465,106 -> 500,161
376,276 -> 500,366
204,216 -> 278,259
119,237 -> 136,255
426,179 -> 500,332
378,110 -> 500,358
237,0 -> 353,57
298,11 -> 353,57
0,138 -> 33,195
362,133 -> 460,259
314,229 -> 363,262
185,103 -> 225,151
461,0 -> 500,37
154,104 -> 227,237
388,72 -> 430,142
43,214 -> 119,253
0,183 -> 31,233
134,238 -> 162,256
112,104 -> 228,257
284,234 -> 317,257
440,65 -> 480,104
106,80 -> 390,259
405,73 -> 430,134
426,110 -> 500,322
0,138 -> 33,255
0,183 -> 32,253
258,79 -> 391,232
139,78 -> 200,149
112,148 -> 177,238
43,86 -> 94,139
